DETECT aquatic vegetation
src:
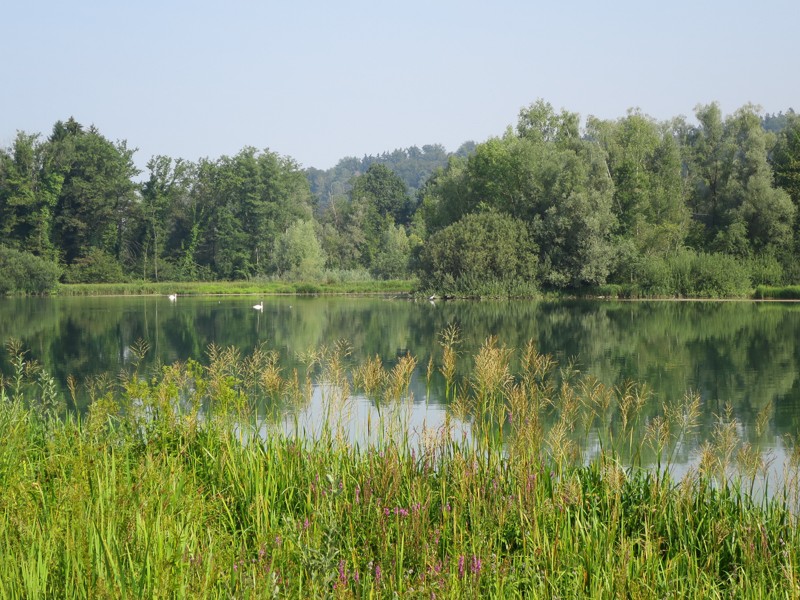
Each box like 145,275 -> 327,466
0,332 -> 798,598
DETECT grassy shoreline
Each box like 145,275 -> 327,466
1,335 -> 798,597
50,280 -> 800,301
55,279 -> 417,297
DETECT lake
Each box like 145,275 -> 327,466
2,295 -> 800,477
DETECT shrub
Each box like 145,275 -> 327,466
685,252 -> 751,297
271,220 -> 326,281
747,254 -> 784,286
0,246 -> 61,294
62,248 -> 126,283
417,211 -> 538,291
371,224 -> 411,279
610,249 -> 754,298
294,282 -> 321,294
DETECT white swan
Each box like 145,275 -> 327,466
168,294 -> 177,302
253,302 -> 264,311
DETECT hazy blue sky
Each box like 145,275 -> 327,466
2,0 -> 797,171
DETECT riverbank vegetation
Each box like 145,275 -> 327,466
1,103 -> 798,298
54,277 -> 416,297
1,333 -> 799,597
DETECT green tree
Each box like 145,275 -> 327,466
50,119 -> 139,271
0,132 -> 63,259
422,100 -> 616,288
684,104 -> 794,259
191,148 -> 312,279
771,112 -> 800,275
350,163 -> 412,225
588,111 -> 689,255
418,210 -> 537,289
318,165 -> 410,273
139,156 -> 194,281
372,223 -> 411,279
271,219 -> 326,280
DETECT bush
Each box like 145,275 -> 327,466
62,248 -> 126,284
294,282 -> 321,294
417,211 -> 538,291
609,249 -> 753,298
371,225 -> 411,279
271,220 -> 326,281
754,285 -> 800,300
684,252 -> 751,297
747,255 -> 784,286
0,246 -> 61,294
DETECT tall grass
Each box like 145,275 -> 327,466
55,278 -> 416,297
0,333 -> 798,598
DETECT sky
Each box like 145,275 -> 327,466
2,0 -> 798,173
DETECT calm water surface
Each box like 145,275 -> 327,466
2,295 -> 799,475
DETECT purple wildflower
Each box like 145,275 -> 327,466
375,564 -> 382,582
457,555 -> 465,579
470,555 -> 482,575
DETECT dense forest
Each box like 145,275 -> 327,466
0,101 -> 798,296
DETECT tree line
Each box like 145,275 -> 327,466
0,103 -> 798,295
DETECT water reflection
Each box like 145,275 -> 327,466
2,296 -> 800,477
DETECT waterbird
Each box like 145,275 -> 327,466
253,302 -> 264,311
168,294 -> 177,302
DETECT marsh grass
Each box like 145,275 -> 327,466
56,278 -> 416,297
0,331 -> 799,598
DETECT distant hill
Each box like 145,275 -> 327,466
306,142 -> 476,209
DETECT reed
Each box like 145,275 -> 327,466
0,333 -> 798,598
56,278 -> 416,297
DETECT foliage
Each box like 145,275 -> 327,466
417,211 -> 538,292
588,110 -> 689,254
350,163 -> 413,225
307,143 -> 470,210
0,132 -> 62,259
620,250 -> 753,298
50,119 -> 140,267
0,246 -> 61,294
371,224 -> 411,279
421,101 -> 617,288
271,219 -> 326,281
55,278 -> 415,297
61,247 -> 127,284
191,148 -> 314,280
0,338 -> 799,597
754,285 -> 800,299
2,103 -> 800,295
